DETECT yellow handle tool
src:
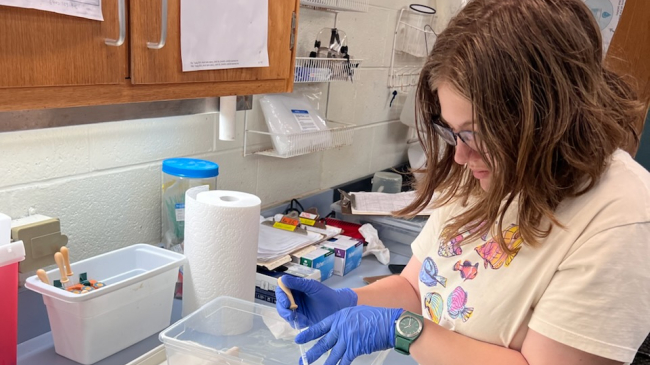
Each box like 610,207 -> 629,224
277,277 -> 309,365
60,246 -> 73,277
36,269 -> 50,285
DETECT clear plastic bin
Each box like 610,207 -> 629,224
160,296 -> 390,365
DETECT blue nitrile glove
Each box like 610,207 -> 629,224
295,306 -> 405,365
275,275 -> 358,328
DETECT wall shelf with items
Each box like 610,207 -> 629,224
295,57 -> 363,83
244,120 -> 356,158
300,0 -> 369,12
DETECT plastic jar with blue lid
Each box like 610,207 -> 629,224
162,158 -> 219,251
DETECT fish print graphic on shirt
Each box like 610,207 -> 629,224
453,260 -> 479,281
419,257 -> 447,287
447,286 -> 474,322
438,223 -> 484,258
424,292 -> 444,324
475,224 -> 523,270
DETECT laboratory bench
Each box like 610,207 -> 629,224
17,246 -> 418,365
17,184 -> 420,365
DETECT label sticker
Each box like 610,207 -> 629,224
299,212 -> 319,220
175,203 -> 185,222
299,217 -> 316,226
292,109 -> 319,132
273,222 -> 297,232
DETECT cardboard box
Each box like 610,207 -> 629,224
321,236 -> 364,276
297,248 -> 335,281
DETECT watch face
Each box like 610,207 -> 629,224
397,315 -> 422,338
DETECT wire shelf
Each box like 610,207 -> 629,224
245,121 -> 356,158
389,66 -> 422,90
295,57 -> 362,83
300,0 -> 369,12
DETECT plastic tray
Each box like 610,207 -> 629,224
331,201 -> 427,245
160,296 -> 390,365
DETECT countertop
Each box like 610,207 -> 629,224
18,241 -> 418,365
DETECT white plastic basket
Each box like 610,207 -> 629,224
300,0 -> 369,12
25,244 -> 186,365
248,120 -> 356,158
295,57 -> 362,83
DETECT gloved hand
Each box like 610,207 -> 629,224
295,306 -> 405,365
275,276 -> 357,329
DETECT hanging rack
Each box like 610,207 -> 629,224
388,5 -> 436,90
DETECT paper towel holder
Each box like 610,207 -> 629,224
219,95 -> 253,142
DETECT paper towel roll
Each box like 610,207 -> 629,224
182,188 -> 261,317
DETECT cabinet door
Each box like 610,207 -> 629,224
605,0 -> 650,156
130,0 -> 297,85
0,2 -> 128,88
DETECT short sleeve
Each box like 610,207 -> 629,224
411,204 -> 450,261
529,222 -> 650,363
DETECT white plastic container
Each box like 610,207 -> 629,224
25,244 -> 187,365
331,202 -> 427,244
160,296 -> 390,365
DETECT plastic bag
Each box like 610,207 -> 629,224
259,93 -> 331,156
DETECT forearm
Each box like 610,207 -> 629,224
352,275 -> 421,313
410,321 -> 528,365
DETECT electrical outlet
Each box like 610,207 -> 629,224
11,215 -> 68,273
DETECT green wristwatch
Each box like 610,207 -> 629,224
394,311 -> 424,355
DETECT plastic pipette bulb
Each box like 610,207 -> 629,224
54,252 -> 69,287
277,277 -> 309,365
36,269 -> 50,285
60,246 -> 73,277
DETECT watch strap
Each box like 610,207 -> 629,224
395,336 -> 412,355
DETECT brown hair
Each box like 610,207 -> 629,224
398,0 -> 646,251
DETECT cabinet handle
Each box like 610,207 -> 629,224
147,0 -> 168,49
105,0 -> 126,47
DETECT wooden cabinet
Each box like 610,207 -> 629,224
0,2 -> 128,88
0,0 -> 299,112
605,0 -> 650,156
130,0 -> 295,85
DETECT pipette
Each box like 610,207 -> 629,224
277,277 -> 309,365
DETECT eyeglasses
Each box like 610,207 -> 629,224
432,119 -> 479,151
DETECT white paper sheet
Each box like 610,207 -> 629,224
583,0 -> 626,55
351,191 -> 434,216
180,0 -> 269,72
0,0 -> 103,21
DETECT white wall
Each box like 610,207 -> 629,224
0,0 -> 436,265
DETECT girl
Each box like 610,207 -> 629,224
277,1 -> 650,364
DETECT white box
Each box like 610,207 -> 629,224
321,236 -> 364,276
25,244 -> 186,365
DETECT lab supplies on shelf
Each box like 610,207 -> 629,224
300,0 -> 369,12
295,57 -> 362,83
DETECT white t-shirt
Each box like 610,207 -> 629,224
412,150 -> 650,363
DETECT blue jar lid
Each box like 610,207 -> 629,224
162,158 -> 219,178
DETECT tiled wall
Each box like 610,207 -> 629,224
0,0 -> 438,265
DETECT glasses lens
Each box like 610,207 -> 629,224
433,123 -> 456,146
